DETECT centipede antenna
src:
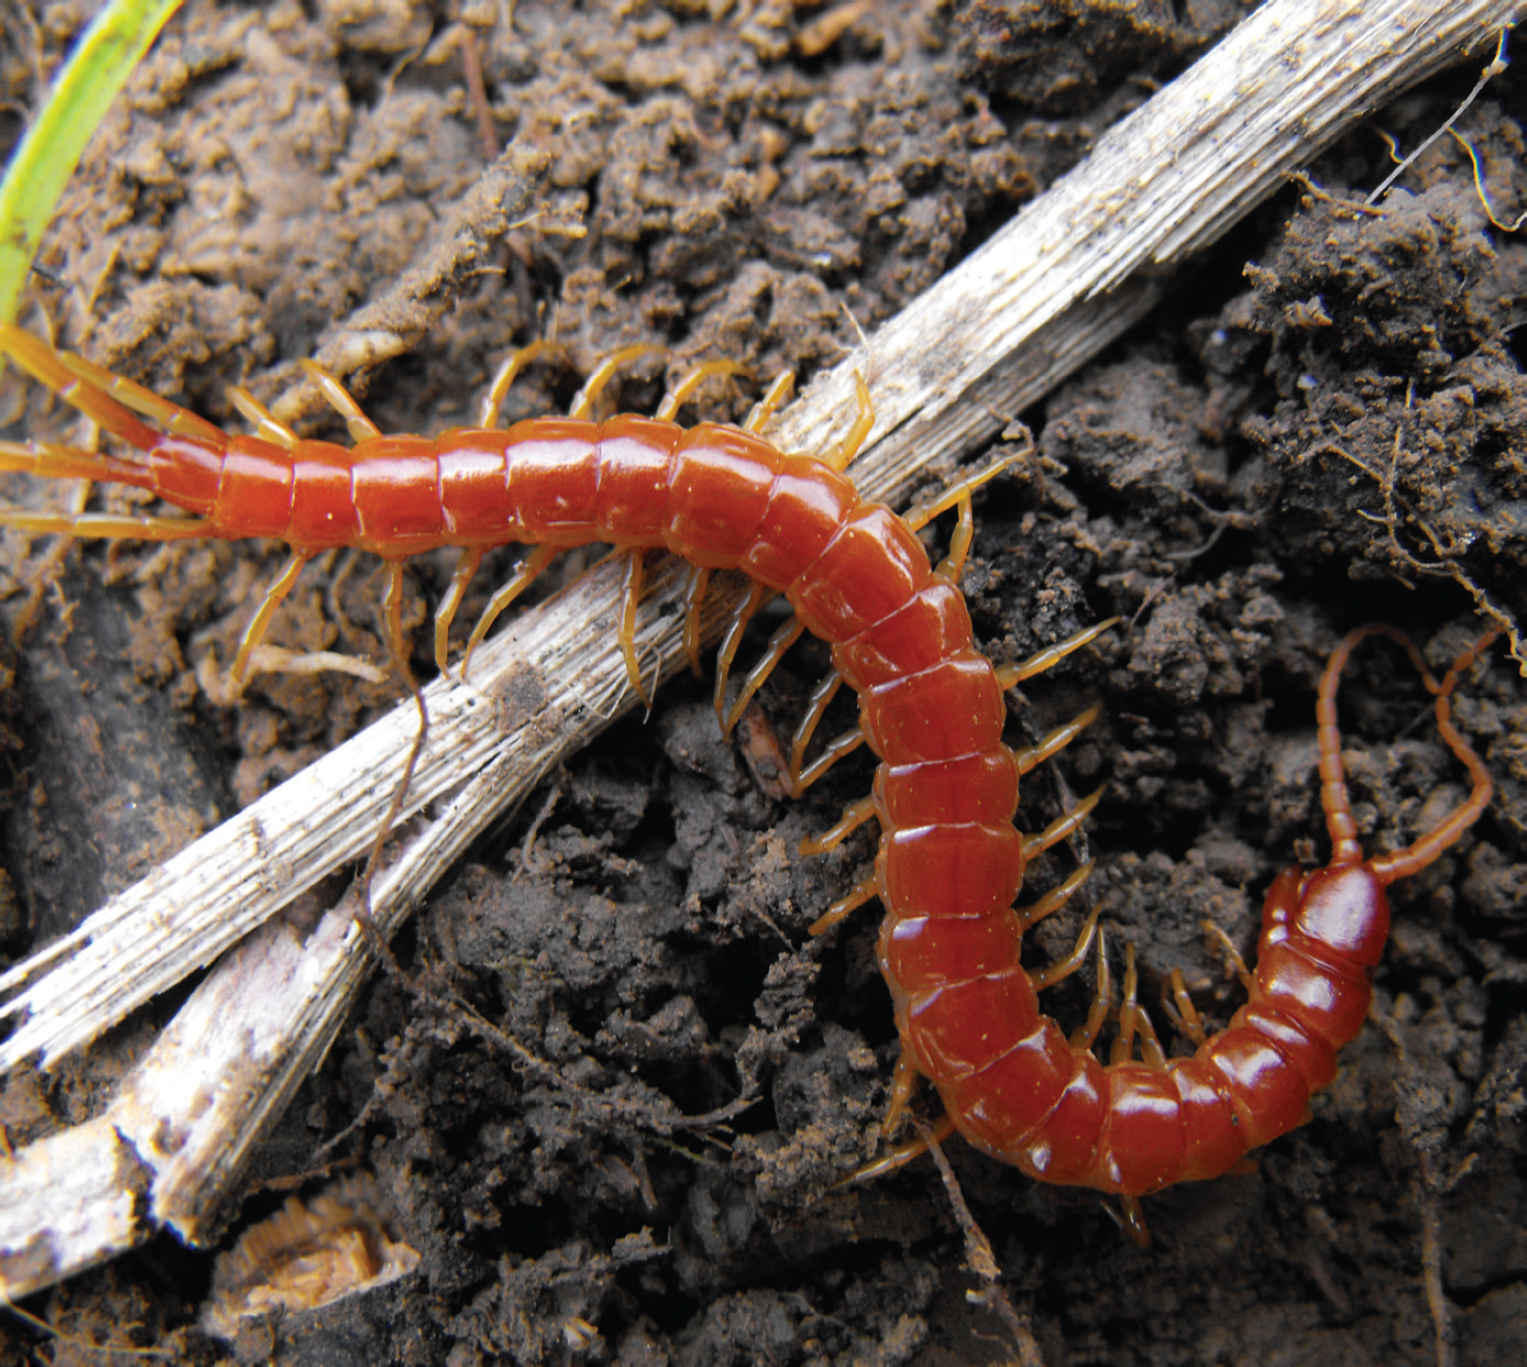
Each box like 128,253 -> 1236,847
1367,626 -> 1499,885
1315,626 -> 1387,867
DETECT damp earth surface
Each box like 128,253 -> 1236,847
0,2 -> 1525,1364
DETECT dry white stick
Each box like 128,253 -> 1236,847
2,0 -> 1520,1301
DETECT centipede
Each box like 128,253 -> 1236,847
0,322 -> 1498,1242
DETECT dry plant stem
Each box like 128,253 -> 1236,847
0,0 -> 1519,1300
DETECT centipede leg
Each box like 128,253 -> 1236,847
788,669 -> 861,793
360,560 -> 429,907
1110,942 -> 1141,1064
1013,706 -> 1101,777
882,1053 -> 918,1133
1020,785 -> 1105,862
230,548 -> 315,685
478,339 -> 565,428
743,371 -> 796,432
461,542 -> 559,676
800,794 -> 876,856
681,564 -> 709,678
1030,902 -> 1102,991
1110,943 -> 1166,1067
903,450 -> 1023,582
618,548 -> 653,707
844,1115 -> 958,1184
722,614 -> 805,734
570,344 -> 664,419
1015,860 -> 1095,933
904,451 -> 1022,535
0,435 -> 163,492
995,618 -> 1121,690
792,725 -> 866,797
227,384 -> 300,448
1070,926 -> 1112,1051
0,505 -> 213,541
655,360 -> 747,420
297,358 -> 382,444
1161,966 -> 1208,1047
1112,1194 -> 1152,1250
436,546 -> 486,674
823,372 -> 875,472
1201,919 -> 1254,992
1132,996 -> 1169,1069
939,493 -> 974,581
714,580 -> 768,734
808,872 -> 879,937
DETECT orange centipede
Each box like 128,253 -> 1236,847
0,322 -> 1498,1239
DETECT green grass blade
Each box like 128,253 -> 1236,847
0,0 -> 184,324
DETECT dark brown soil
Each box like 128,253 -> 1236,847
1,2 -> 1524,1364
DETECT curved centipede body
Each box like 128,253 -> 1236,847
0,322 -> 1498,1238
